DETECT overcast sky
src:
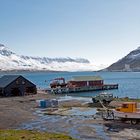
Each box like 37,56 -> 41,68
0,0 -> 140,65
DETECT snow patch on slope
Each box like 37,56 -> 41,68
0,44 -> 106,71
106,46 -> 140,71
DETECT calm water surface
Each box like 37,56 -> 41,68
0,71 -> 140,98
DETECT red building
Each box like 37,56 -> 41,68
68,76 -> 103,88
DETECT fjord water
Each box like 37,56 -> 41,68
1,71 -> 140,98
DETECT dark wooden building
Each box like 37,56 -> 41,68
68,76 -> 104,88
0,75 -> 37,97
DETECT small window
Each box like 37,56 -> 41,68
122,104 -> 128,108
16,80 -> 19,84
22,81 -> 25,85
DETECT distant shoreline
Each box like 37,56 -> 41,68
0,70 -> 140,73
0,70 -> 96,73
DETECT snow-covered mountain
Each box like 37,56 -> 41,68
105,47 -> 140,72
0,44 -> 103,71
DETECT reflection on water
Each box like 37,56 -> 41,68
58,95 -> 92,102
67,107 -> 97,116
21,107 -> 110,140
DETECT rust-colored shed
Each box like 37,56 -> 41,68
68,76 -> 104,87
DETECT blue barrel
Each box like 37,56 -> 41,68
40,100 -> 46,108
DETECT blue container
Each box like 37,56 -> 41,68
40,100 -> 46,108
52,99 -> 58,107
45,99 -> 52,107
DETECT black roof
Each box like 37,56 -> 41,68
0,75 -> 23,88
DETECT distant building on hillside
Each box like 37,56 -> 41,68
0,75 -> 37,97
124,64 -> 132,72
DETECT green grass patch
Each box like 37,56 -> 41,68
0,130 -> 76,140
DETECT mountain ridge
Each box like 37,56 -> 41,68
105,47 -> 140,72
0,44 -> 103,72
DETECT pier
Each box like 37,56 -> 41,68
50,84 -> 118,94
48,76 -> 118,94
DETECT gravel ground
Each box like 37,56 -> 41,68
0,91 -> 140,140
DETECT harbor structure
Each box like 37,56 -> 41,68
49,75 -> 118,94
68,76 -> 103,87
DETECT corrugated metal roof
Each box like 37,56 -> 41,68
0,75 -> 21,88
70,76 -> 103,81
